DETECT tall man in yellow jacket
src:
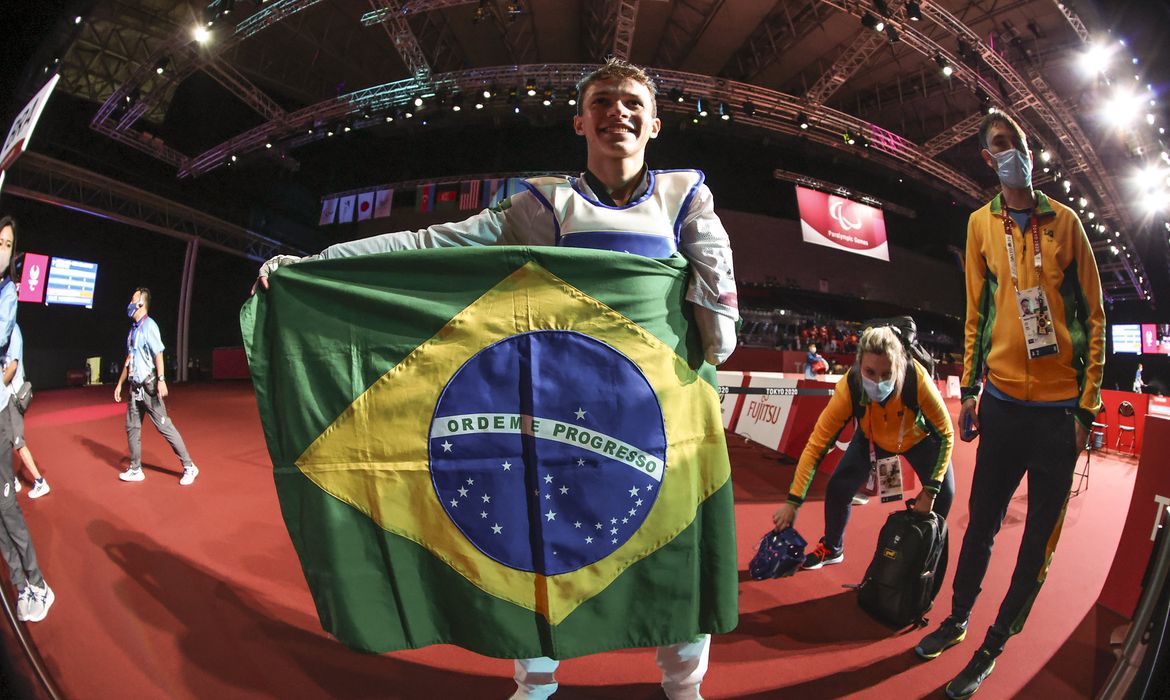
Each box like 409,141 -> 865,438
915,112 -> 1105,700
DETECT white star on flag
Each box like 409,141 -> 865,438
441,440 -> 453,452
545,494 -> 551,500
612,538 -> 618,544
458,487 -> 468,497
502,461 -> 512,471
482,494 -> 491,503
545,510 -> 557,521
450,499 -> 459,507
575,407 -> 587,420
480,511 -> 487,518
576,458 -> 586,466
646,484 -> 654,492
610,527 -> 618,535
629,486 -> 639,497
491,524 -> 503,534
622,517 -> 629,523
611,518 -> 618,524
595,523 -> 603,530
585,536 -> 593,544
629,508 -> 637,516
559,485 -> 569,495
636,499 -> 643,506
544,475 -> 554,484
466,478 -> 475,485
574,521 -> 582,528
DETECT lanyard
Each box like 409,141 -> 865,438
128,317 -> 148,374
867,400 -> 908,464
1001,212 -> 1042,292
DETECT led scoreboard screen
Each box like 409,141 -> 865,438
45,257 -> 98,308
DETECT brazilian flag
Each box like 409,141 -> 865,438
241,246 -> 738,659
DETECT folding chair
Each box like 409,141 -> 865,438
1074,408 -> 1107,496
1116,401 -> 1137,456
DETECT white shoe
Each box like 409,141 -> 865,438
13,478 -> 19,493
28,480 -> 49,499
119,467 -> 145,482
180,465 -> 199,486
24,582 -> 53,622
15,586 -> 32,621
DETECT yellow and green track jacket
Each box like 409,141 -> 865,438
961,192 -> 1105,427
786,361 -> 954,506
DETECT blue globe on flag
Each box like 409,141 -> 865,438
429,330 -> 667,575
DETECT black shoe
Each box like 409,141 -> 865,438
944,649 -> 996,699
914,615 -> 968,659
801,541 -> 843,570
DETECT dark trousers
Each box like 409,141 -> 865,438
950,391 -> 1078,652
822,430 -> 955,551
0,404 -> 42,589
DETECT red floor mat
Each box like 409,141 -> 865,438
5,383 -> 1135,699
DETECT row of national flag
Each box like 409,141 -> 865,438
319,178 -> 529,226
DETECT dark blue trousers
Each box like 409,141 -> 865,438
950,391 -> 1078,653
822,430 -> 955,551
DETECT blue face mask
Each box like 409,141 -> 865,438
127,303 -> 141,318
862,375 -> 896,403
992,148 -> 1032,190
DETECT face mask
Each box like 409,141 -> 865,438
992,148 -> 1032,190
862,375 -> 896,403
127,303 -> 141,318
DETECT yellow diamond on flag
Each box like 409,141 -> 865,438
294,260 -> 728,624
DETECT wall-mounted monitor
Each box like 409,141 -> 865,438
795,185 -> 889,261
45,257 -> 97,309
1112,324 -> 1141,354
1141,323 -> 1170,355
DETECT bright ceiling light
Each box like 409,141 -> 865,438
193,25 -> 211,43
1103,85 -> 1149,127
1078,42 -> 1113,77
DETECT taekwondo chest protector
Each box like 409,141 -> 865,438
522,170 -> 706,257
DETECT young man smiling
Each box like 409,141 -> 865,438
256,59 -> 738,699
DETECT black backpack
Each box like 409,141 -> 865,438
856,505 -> 948,629
861,316 -> 935,378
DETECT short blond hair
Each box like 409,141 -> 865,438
576,57 -> 658,116
856,326 -> 908,398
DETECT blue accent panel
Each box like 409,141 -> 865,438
559,231 -> 678,258
572,171 -> 659,210
519,179 -> 561,244
428,330 -> 666,576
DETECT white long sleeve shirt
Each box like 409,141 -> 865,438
318,170 -> 739,322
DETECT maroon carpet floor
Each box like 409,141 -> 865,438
5,382 -> 1135,699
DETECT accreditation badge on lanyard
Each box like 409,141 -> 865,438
870,408 -> 907,503
1003,214 -> 1058,359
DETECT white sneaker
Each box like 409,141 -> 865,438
24,582 -> 53,622
119,467 -> 145,482
179,465 -> 199,486
15,586 -> 32,621
28,480 -> 49,499
13,478 -> 19,493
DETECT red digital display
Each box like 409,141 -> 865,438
795,185 -> 889,261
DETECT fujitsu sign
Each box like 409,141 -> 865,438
795,185 -> 890,261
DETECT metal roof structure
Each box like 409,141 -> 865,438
17,0 -> 1170,305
